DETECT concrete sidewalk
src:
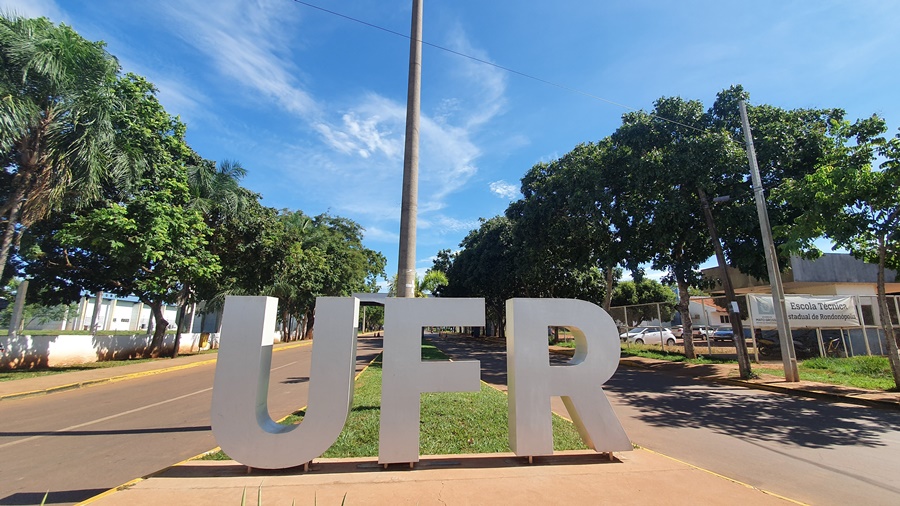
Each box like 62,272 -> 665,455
83,450 -> 798,506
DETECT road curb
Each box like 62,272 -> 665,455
0,340 -> 312,402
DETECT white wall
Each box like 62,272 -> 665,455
43,298 -> 179,332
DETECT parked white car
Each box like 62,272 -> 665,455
619,326 -> 677,346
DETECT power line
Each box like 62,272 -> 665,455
289,0 -> 707,134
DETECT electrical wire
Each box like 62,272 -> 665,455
289,0 -> 708,133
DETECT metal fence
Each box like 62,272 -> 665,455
607,302 -> 677,336
610,295 -> 899,361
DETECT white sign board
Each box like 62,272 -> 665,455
747,294 -> 860,328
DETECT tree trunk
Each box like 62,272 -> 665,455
603,266 -> 615,311
0,190 -> 25,283
172,303 -> 186,358
171,285 -> 193,358
89,291 -> 103,334
676,275 -> 696,359
877,240 -> 900,388
303,309 -> 315,340
698,186 -> 753,377
280,309 -> 290,341
148,300 -> 169,358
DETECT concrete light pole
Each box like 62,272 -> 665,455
739,100 -> 800,382
397,0 -> 423,298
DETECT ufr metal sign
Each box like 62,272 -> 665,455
210,296 -> 630,469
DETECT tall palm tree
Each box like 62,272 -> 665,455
172,158 -> 258,352
0,15 -> 126,281
186,159 -> 256,224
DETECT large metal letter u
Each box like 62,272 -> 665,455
210,296 -> 358,469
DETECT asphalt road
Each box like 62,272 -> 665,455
0,336 -> 383,506
4,334 -> 899,506
428,336 -> 900,506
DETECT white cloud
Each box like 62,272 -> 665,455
418,215 -> 479,233
160,0 -> 318,118
363,226 -> 399,243
298,24 -> 506,229
313,95 -> 405,160
442,24 -> 508,130
489,180 -> 519,200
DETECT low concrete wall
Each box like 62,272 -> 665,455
0,332 -> 226,370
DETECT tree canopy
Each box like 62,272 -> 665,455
2,15 -> 387,355
0,15 -> 132,282
438,85 -> 869,360
776,117 -> 900,385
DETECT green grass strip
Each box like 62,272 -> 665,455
202,343 -> 588,460
757,355 -> 895,391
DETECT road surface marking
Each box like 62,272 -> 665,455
0,340 -> 312,402
1,359 -> 303,450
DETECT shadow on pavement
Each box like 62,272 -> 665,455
0,425 -> 211,438
160,451 -> 619,478
427,334 -> 900,451
604,367 -> 900,449
0,488 -> 108,505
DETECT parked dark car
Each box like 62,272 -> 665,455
711,326 -> 752,342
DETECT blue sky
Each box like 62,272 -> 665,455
5,0 -> 900,288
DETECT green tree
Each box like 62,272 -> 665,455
262,211 -> 385,340
0,15 -> 130,282
506,141 -> 632,309
178,158 -> 259,339
20,71 -> 219,356
0,278 -> 76,329
443,217 -> 521,337
387,269 -> 447,297
777,117 -> 900,387
606,96 -> 745,359
420,270 -> 448,295
708,85 -> 845,280
54,177 -> 220,356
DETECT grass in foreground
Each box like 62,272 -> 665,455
756,355 -> 896,391
202,344 -> 588,460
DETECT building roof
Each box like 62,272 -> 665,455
702,253 -> 900,295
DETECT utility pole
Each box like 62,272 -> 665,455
739,100 -> 799,382
698,187 -> 752,378
397,0 -> 423,298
